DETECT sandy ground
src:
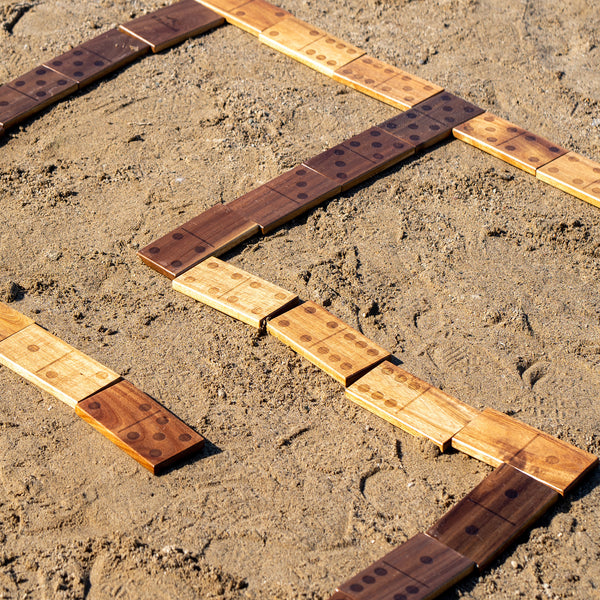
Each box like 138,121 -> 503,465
1,0 -> 599,598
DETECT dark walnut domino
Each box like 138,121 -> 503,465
378,110 -> 451,150
119,0 -> 224,53
76,379 -> 204,474
427,464 -> 559,568
331,533 -> 474,600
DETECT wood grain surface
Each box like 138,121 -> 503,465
267,301 -> 390,386
453,112 -> 525,152
0,324 -> 119,408
173,257 -> 298,328
452,408 -> 598,494
492,132 -> 567,175
537,151 -> 600,209
76,379 -> 205,474
0,84 -> 42,128
138,206 -> 259,279
344,127 -> 415,169
0,303 -> 34,342
224,0 -> 292,36
296,35 -> 364,76
44,48 -> 119,88
333,533 -> 474,600
427,464 -> 559,568
259,17 -> 327,58
378,110 -> 451,150
79,28 -> 150,67
346,360 -> 479,450
119,0 -> 224,52
414,92 -> 484,127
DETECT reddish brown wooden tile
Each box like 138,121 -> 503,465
427,465 -> 559,568
0,84 -> 39,128
44,47 -> 118,88
119,0 -> 224,53
226,0 -> 292,36
0,302 -> 34,342
79,28 -> 150,68
334,533 -> 474,600
414,92 -> 484,127
4,67 -> 77,124
76,379 -> 204,474
378,110 -> 451,150
230,165 -> 340,233
138,206 -> 259,279
344,127 -> 416,169
303,144 -> 377,191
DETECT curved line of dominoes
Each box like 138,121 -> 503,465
0,1 -> 598,599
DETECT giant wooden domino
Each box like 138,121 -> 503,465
0,302 -> 204,474
1,1 -> 598,598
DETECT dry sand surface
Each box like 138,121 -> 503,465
1,0 -> 599,598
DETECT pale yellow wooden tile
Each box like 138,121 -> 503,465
225,0 -> 291,36
267,301 -> 390,386
173,257 -> 298,328
453,112 -> 525,151
295,35 -> 364,76
0,324 -> 119,408
346,360 -> 479,450
537,151 -> 600,209
0,302 -> 34,342
259,17 -> 327,60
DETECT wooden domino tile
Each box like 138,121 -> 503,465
333,56 -> 442,111
3,67 -> 77,124
452,112 -> 525,152
196,0 -> 249,15
79,28 -> 150,68
44,48 -> 122,88
452,408 -> 598,494
137,205 -> 259,279
303,143 -> 378,191
0,303 -> 34,342
172,257 -> 298,328
427,464 -> 559,568
536,151 -> 600,209
346,360 -> 479,451
414,92 -> 484,127
333,533 -> 474,600
378,110 -> 451,150
489,132 -> 567,175
0,324 -> 120,408
344,127 -> 416,170
267,301 -> 390,386
259,17 -> 327,60
295,35 -> 365,77
229,165 -> 340,233
119,0 -> 224,53
0,84 -> 40,128
224,0 -> 292,36
76,379 -> 204,474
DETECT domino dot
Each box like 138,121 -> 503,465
384,399 -> 396,407
326,321 -> 338,328
228,296 -> 238,303
505,489 -> 518,499
249,281 -> 261,289
149,247 -> 160,254
355,340 -> 367,348
231,273 -> 243,279
156,416 -> 169,425
208,286 -> 220,294
179,433 -> 192,442
274,292 -> 287,299
278,319 -> 290,327
317,346 -> 328,354
27,345 -> 39,352
572,178 -> 583,184
350,584 -> 363,592
251,307 -> 262,315
153,433 -> 166,441
194,246 -> 206,253
362,575 -> 375,584
173,232 -> 184,240
306,49 -> 316,56
183,275 -> 195,282
139,403 -> 151,411
304,305 -> 316,314
45,370 -> 57,379
89,401 -> 101,410
420,555 -> 433,564
171,260 -> 182,267
300,334 -> 312,342
406,585 -> 419,594
309,30 -> 320,36
528,156 -> 540,163
371,391 -> 383,400
393,595 -> 407,600
465,525 -> 479,535
127,431 -> 140,440
341,362 -> 353,370
275,11 -> 286,17
382,367 -> 394,375
96,371 -> 108,379
374,567 -> 387,576
269,30 -> 279,37
546,455 -> 559,464
547,166 -> 559,173
149,449 -> 162,457
329,354 -> 341,362
357,384 -> 370,392
344,333 -> 356,341
207,261 -> 219,269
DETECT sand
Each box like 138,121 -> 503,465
1,0 -> 599,598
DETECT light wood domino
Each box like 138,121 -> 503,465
173,257 -> 298,328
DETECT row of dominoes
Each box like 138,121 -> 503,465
137,100 -> 481,278
196,0 -> 600,210
170,256 -> 597,600
0,302 -> 204,474
1,0 -> 599,212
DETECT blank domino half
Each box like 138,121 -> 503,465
331,533 -> 474,600
76,379 -> 205,474
119,0 -> 224,53
452,408 -> 598,494
267,301 -> 390,386
427,464 -> 559,568
346,360 -> 479,451
537,151 -> 600,209
0,302 -> 34,342
173,257 -> 298,328
0,324 -> 120,408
